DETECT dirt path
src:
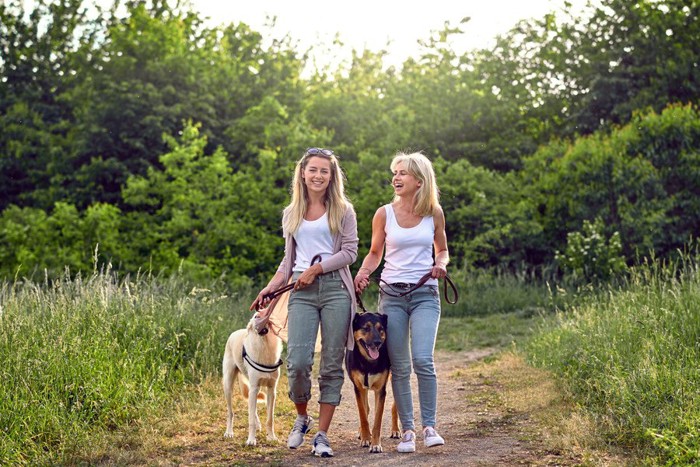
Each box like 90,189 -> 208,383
280,349 -> 565,467
130,349 -> 596,466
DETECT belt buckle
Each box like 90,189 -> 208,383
392,282 -> 412,289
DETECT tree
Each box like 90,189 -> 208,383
122,121 -> 286,285
0,0 -> 95,209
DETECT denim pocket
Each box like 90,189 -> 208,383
429,285 -> 439,299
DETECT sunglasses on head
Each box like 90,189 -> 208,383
305,147 -> 334,157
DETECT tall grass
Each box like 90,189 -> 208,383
442,266 -> 570,317
0,268 -> 253,465
526,254 -> 700,465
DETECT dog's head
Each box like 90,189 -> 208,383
352,312 -> 387,361
250,313 -> 270,336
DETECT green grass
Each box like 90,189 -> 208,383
0,268 -> 254,465
437,310 -> 542,351
441,266 -> 570,317
526,255 -> 700,465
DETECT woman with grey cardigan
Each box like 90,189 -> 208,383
251,147 -> 358,458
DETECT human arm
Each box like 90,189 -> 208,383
431,206 -> 449,279
317,206 -> 359,273
250,271 -> 287,311
250,211 -> 293,310
353,207 -> 387,293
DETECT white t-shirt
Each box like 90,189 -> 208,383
381,204 -> 437,285
293,212 -> 334,272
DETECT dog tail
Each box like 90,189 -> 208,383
238,378 -> 267,402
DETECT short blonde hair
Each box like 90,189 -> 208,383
391,151 -> 440,217
283,148 -> 351,235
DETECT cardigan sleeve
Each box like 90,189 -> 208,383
320,205 -> 358,273
275,209 -> 294,280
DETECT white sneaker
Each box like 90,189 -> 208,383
311,432 -> 334,457
397,430 -> 416,453
423,426 -> 445,447
287,415 -> 313,449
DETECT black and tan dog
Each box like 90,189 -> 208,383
345,312 -> 399,453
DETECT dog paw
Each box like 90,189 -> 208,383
390,431 -> 401,439
360,439 -> 370,447
223,431 -> 234,439
369,444 -> 383,453
266,433 -> 278,441
245,438 -> 257,446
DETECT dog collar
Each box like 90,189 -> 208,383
242,345 -> 283,373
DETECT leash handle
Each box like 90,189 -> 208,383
257,254 -> 324,309
373,273 -> 459,304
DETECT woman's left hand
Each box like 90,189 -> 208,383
431,264 -> 447,279
295,263 -> 322,290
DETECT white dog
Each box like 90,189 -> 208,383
223,314 -> 283,445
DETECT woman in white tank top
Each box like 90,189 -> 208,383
354,151 -> 450,453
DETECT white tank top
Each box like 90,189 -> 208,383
381,204 -> 437,286
293,212 -> 334,272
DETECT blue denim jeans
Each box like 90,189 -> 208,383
380,285 -> 441,431
286,270 -> 351,406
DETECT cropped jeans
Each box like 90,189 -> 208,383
380,285 -> 441,431
286,270 -> 351,406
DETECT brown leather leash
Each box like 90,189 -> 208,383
357,272 -> 459,312
255,254 -> 323,309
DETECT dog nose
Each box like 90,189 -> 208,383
258,328 -> 269,336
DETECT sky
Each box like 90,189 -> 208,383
189,0 -> 591,69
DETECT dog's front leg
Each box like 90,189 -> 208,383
246,381 -> 260,446
370,386 -> 387,453
265,378 -> 278,441
223,360 -> 235,439
353,385 -> 372,447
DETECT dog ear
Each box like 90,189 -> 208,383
380,313 -> 388,327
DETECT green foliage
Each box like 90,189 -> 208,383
122,121 -> 285,285
648,417 -> 700,467
0,202 -> 120,277
522,104 -> 700,267
0,270 -> 251,465
441,266 -> 569,318
555,218 -> 627,283
0,0 -> 89,209
2,0 -> 700,283
435,158 -> 543,269
526,253 -> 700,465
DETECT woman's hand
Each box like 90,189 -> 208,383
250,285 -> 274,311
354,267 -> 371,293
431,264 -> 447,279
294,263 -> 322,290
251,280 -> 284,311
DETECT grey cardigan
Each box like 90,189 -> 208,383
275,205 -> 359,349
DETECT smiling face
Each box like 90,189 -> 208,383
302,155 -> 332,196
391,161 -> 421,196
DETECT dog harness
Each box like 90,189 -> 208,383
242,345 -> 284,373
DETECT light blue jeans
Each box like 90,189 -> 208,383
286,270 -> 351,406
380,285 -> 441,431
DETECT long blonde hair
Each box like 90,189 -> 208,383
391,151 -> 440,217
283,149 -> 351,235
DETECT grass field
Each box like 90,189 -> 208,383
1,261 -> 698,465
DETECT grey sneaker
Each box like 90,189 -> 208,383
423,426 -> 445,447
287,415 -> 313,449
311,432 -> 334,457
397,430 -> 416,453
